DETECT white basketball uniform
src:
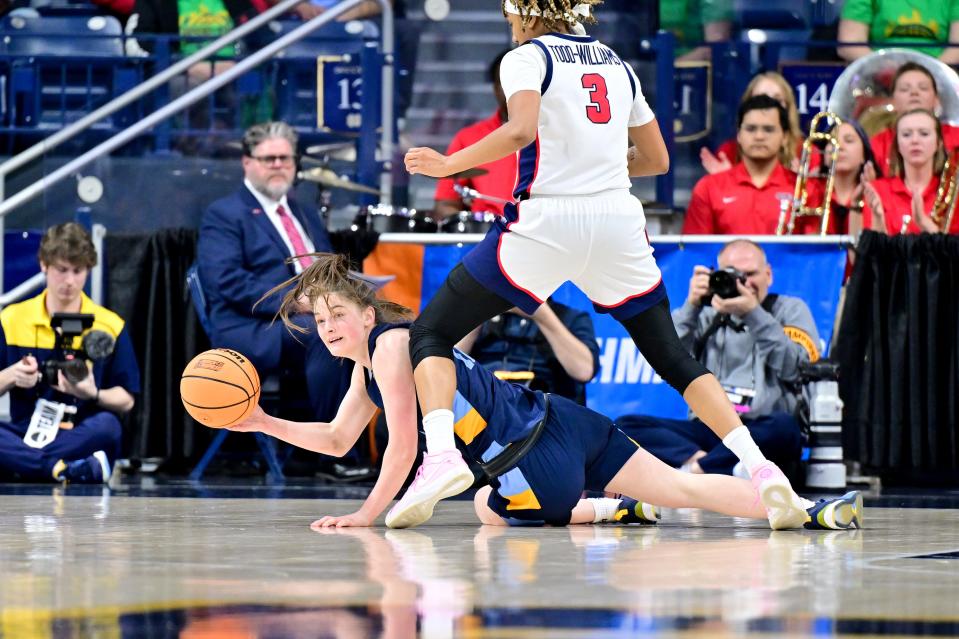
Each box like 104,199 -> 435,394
462,33 -> 665,320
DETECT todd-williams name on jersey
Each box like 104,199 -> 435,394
546,43 -> 622,66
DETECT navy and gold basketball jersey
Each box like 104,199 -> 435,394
364,323 -> 638,524
362,322 -> 547,462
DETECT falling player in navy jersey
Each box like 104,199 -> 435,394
398,0 -> 810,530
231,254 -> 863,532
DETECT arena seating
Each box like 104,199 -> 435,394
0,13 -> 142,149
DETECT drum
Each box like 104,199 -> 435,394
351,204 -> 438,233
440,211 -> 499,234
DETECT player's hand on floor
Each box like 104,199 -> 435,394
405,147 -> 452,177
311,511 -> 373,529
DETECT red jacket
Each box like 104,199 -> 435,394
861,175 -> 959,234
683,162 -> 797,234
434,111 -> 517,216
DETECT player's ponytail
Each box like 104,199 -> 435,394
258,252 -> 413,337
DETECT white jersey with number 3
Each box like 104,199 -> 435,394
498,33 -> 654,199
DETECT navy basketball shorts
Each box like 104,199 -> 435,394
486,395 -> 640,526
462,189 -> 666,321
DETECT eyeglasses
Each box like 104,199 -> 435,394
250,154 -> 295,166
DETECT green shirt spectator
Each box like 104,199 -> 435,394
659,0 -> 733,61
178,0 -> 236,56
838,0 -> 959,64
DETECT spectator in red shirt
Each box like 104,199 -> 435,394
862,109 -> 959,234
700,71 -> 805,175
870,62 -> 959,177
683,95 -> 798,235
794,119 -> 880,235
433,51 -> 516,220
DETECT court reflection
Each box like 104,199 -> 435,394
167,524 -> 863,638
0,503 -> 899,639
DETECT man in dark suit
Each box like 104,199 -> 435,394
197,121 -> 351,423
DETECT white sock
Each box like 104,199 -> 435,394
422,409 -> 456,454
588,497 -> 623,523
800,497 -> 815,510
722,426 -> 767,471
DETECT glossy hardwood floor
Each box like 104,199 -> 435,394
1,479 -> 957,638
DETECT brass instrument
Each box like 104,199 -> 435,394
931,148 -> 959,232
827,49 -> 959,136
777,111 -> 842,235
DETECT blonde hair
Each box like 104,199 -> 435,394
260,253 -> 413,336
740,71 -> 803,167
502,0 -> 602,32
888,108 -> 946,178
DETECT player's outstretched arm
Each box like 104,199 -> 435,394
627,119 -> 670,177
315,331 -> 420,528
405,90 -> 540,178
230,364 -> 376,458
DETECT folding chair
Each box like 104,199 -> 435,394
185,264 -> 286,483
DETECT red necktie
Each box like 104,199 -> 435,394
276,204 -> 313,270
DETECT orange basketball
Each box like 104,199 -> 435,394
180,349 -> 260,428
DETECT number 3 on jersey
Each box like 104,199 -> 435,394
581,73 -> 611,124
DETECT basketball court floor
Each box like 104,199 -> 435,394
1,479 -> 958,638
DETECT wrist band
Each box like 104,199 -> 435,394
95,388 -> 100,403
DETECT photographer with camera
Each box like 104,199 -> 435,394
455,298 -> 600,405
0,223 -> 140,484
618,239 -> 819,477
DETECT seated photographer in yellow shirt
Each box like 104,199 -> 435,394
0,224 -> 140,484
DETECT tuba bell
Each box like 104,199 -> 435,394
827,49 -> 959,136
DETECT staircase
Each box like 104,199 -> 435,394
402,4 -> 512,209
398,3 -> 675,231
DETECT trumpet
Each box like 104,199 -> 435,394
931,148 -> 959,233
777,112 -> 842,235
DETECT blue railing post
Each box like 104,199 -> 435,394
651,30 -> 675,208
357,40 -> 384,206
153,37 -> 172,152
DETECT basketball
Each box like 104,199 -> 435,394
180,349 -> 260,428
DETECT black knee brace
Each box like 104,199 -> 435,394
408,319 -> 457,368
620,298 -> 709,395
409,263 -> 515,369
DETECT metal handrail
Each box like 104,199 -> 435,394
0,0 -> 392,218
0,0 -> 394,291
0,0 -> 309,181
0,272 -> 45,309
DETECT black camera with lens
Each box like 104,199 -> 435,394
42,313 -> 115,387
702,267 -> 747,304
798,358 -> 840,383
